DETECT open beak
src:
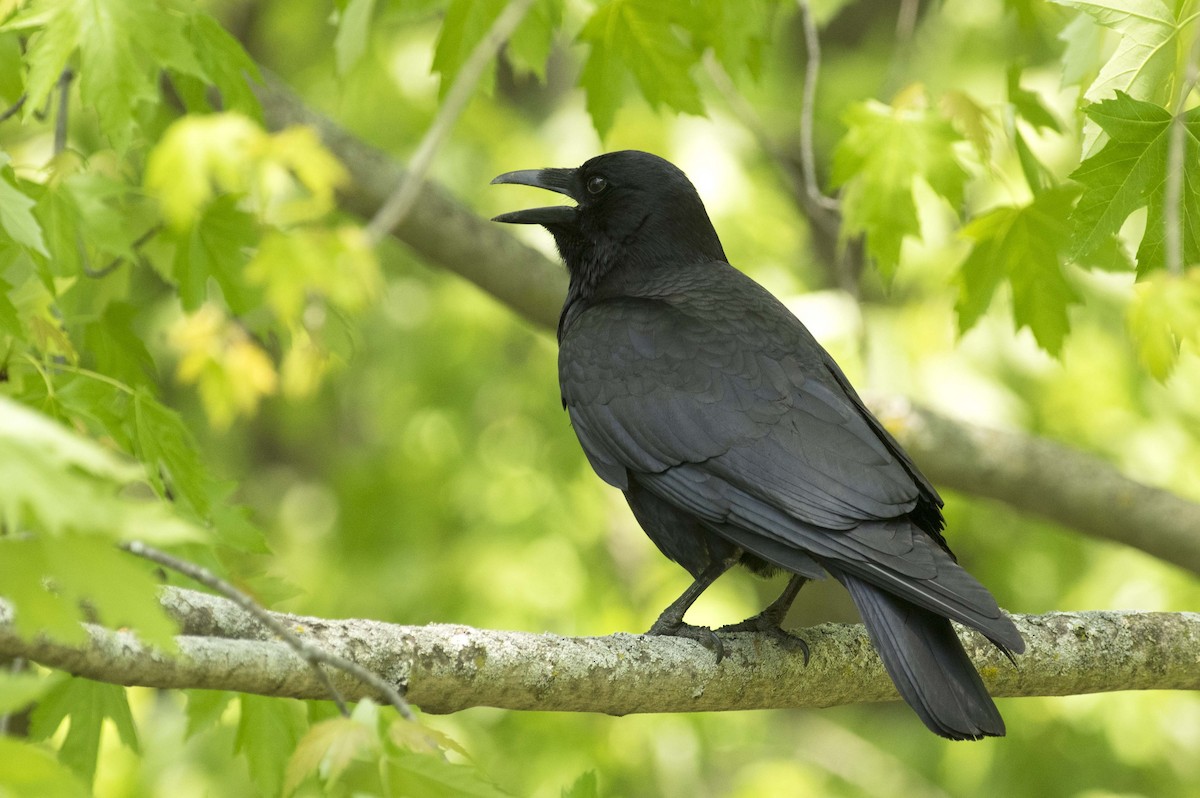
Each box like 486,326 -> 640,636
490,167 -> 579,225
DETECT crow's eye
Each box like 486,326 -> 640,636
586,175 -> 608,195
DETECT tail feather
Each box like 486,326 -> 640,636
837,570 -> 1006,740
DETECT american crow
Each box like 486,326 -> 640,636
492,150 -> 1023,739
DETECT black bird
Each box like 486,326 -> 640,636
492,150 -> 1023,739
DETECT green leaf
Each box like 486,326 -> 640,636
3,0 -> 81,118
506,0 -> 561,80
334,0 -> 376,75
28,678 -> 139,784
578,0 -> 705,138
0,277 -> 20,337
144,113 -> 264,232
284,714 -> 381,795
76,0 -> 160,150
431,0 -> 504,98
185,11 -> 263,118
691,0 -> 775,80
235,696 -> 307,798
134,388 -> 211,516
1126,267 -> 1200,380
0,671 -> 67,715
1050,0 -> 1190,109
1014,127 -> 1056,195
83,302 -> 156,388
1069,92 -> 1200,275
1007,65 -> 1061,133
0,394 -> 204,546
0,154 -> 50,256
170,198 -> 259,314
389,751 -> 513,798
957,186 -> 1081,355
1057,11 -> 1106,89
0,738 -> 89,798
562,771 -> 599,798
184,690 -> 235,739
940,89 -> 994,160
831,96 -> 968,277
0,32 -> 25,102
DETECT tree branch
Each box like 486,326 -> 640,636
874,397 -> 1200,576
252,76 -> 1200,575
2,589 -> 1197,714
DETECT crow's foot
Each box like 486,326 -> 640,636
646,618 -> 725,663
717,614 -> 810,665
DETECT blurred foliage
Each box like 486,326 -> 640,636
1,0 -> 1199,796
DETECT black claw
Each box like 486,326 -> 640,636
646,619 -> 725,662
717,615 -> 810,666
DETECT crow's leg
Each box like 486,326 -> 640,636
718,574 -> 810,664
646,559 -> 733,661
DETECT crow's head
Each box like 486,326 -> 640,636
492,150 -> 726,287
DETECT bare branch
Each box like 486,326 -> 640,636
365,0 -> 536,244
121,542 -> 413,720
3,588 -> 1197,714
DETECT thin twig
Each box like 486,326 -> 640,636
797,0 -> 839,212
81,223 -> 163,279
364,0 -> 536,244
895,0 -> 920,45
54,69 -> 72,155
120,541 -> 415,720
1164,22 -> 1200,276
0,94 -> 26,124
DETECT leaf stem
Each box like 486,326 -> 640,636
1164,15 -> 1200,276
797,0 -> 839,212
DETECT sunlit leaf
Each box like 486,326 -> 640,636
506,0 -> 561,80
169,304 -> 278,429
0,153 -> 49,256
1070,92 -> 1200,275
1008,66 -> 1062,133
957,186 -> 1080,355
389,751 -> 513,798
831,94 -> 968,277
0,671 -> 67,715
578,0 -> 704,137
1051,0 -> 1188,107
1127,267 -> 1200,380
284,714 -> 380,795
0,738 -> 89,798
28,678 -> 138,783
334,0 -> 376,75
940,89 -> 994,159
235,696 -> 307,798
561,771 -> 599,798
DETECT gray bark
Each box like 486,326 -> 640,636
2,589 -> 1196,714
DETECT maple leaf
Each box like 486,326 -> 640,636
831,96 -> 968,277
957,186 -> 1080,355
1070,92 -> 1200,275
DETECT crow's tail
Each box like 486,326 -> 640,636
836,570 -> 1006,740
